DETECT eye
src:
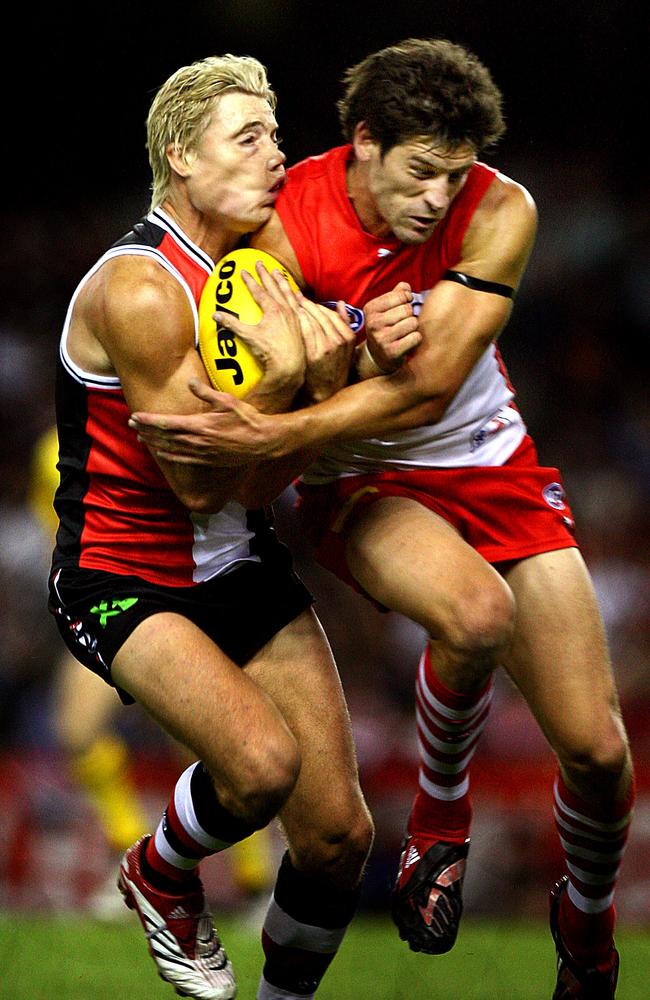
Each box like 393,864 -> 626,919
411,165 -> 439,180
449,170 -> 469,185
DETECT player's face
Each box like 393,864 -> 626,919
365,137 -> 476,244
184,92 -> 286,233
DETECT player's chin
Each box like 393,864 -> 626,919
393,221 -> 435,245
234,205 -> 274,235
252,203 -> 276,227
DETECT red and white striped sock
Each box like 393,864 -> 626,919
408,646 -> 493,844
553,772 -> 635,964
143,761 -> 257,891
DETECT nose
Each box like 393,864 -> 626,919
269,142 -> 286,172
422,176 -> 453,212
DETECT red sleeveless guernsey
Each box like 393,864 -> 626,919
275,144 -> 527,475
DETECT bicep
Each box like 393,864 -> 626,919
104,287 -> 206,415
458,175 -> 538,289
403,280 -> 511,403
406,179 -> 536,395
99,272 -> 244,509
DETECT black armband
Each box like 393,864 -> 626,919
442,270 -> 515,299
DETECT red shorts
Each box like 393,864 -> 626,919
294,436 -> 577,599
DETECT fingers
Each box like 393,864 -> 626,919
300,298 -> 355,344
239,263 -> 302,314
271,268 -> 304,309
365,282 -> 413,316
335,300 -> 353,327
146,450 -> 214,467
366,300 -> 415,330
129,386 -> 236,433
390,328 -> 423,355
187,379 -> 236,407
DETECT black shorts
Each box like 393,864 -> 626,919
48,553 -> 313,705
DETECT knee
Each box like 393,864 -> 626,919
443,578 -> 515,662
290,800 -> 375,888
211,730 -> 302,829
559,716 -> 632,794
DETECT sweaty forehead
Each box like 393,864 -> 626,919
211,92 -> 276,135
398,137 -> 476,169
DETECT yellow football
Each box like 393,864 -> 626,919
198,247 -> 299,398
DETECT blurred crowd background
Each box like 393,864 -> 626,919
1,2 -> 648,923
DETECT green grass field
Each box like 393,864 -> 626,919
1,913 -> 649,1000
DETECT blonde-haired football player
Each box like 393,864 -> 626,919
48,54 -> 367,1000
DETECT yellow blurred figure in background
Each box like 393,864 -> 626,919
29,425 -> 149,859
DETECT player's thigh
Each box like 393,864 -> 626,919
245,609 -> 370,847
502,548 -> 625,755
111,611 -> 297,790
344,496 -> 512,638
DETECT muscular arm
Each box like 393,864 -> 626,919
249,172 -> 538,455
129,173 -> 537,465
77,256 -> 253,511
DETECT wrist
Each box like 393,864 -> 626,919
249,367 -> 304,414
272,406 -> 316,458
356,341 -> 394,380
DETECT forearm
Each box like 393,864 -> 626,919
244,370 -> 302,415
270,364 -> 445,457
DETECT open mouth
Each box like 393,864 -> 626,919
410,215 -> 438,228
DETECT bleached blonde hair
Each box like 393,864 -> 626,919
147,54 -> 276,208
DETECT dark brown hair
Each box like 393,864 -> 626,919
337,38 -> 505,155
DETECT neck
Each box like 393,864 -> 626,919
158,198 -> 240,264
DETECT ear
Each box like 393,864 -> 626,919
351,121 -> 379,163
166,141 -> 195,179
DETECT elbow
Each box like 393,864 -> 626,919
419,396 -> 450,424
178,491 -> 224,515
182,495 -> 213,515
397,390 -> 450,427
392,367 -> 451,426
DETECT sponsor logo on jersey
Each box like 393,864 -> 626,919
542,482 -> 567,511
320,301 -> 365,333
377,247 -> 395,258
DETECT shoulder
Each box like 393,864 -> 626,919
88,253 -> 191,326
477,170 -> 537,229
281,145 -> 349,210
251,211 -> 306,289
486,172 -> 538,249
460,170 -> 537,276
285,145 -> 347,185
78,252 -> 195,362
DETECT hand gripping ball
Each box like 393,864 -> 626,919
198,248 -> 299,398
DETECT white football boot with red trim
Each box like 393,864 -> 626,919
118,836 -> 236,999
